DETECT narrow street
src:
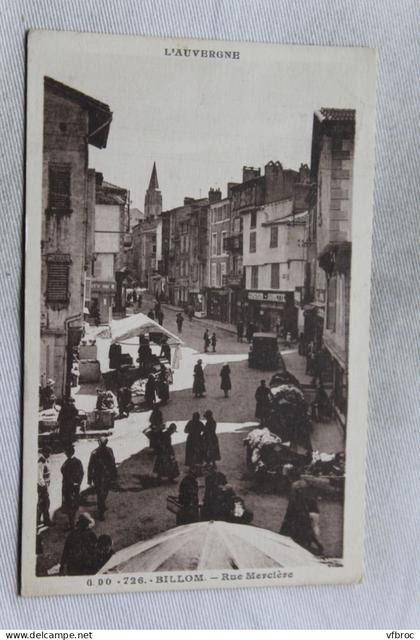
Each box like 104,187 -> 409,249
38,302 -> 345,575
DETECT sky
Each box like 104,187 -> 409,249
38,34 -> 368,211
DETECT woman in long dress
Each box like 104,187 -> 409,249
202,409 -> 221,468
192,359 -> 206,398
184,412 -> 204,468
220,363 -> 231,398
144,374 -> 156,408
153,423 -> 179,482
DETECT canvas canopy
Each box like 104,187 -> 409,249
97,313 -> 183,345
100,521 -> 320,573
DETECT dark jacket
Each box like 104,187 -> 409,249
88,446 -> 117,486
220,365 -> 231,391
184,418 -> 204,467
61,528 -> 97,575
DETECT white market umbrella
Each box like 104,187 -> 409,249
97,313 -> 183,346
100,521 -> 321,573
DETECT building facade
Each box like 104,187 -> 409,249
310,108 -> 356,425
40,77 -> 112,399
89,176 -> 129,323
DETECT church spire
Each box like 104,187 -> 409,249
144,162 -> 162,220
148,162 -> 159,191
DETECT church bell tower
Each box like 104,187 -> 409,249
144,162 -> 162,220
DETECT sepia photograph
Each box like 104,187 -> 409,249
22,31 -> 376,596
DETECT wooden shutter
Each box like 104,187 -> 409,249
48,164 -> 71,210
46,254 -> 71,303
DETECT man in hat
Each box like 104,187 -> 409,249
37,446 -> 54,527
60,512 -> 97,575
61,445 -> 84,530
41,378 -> 56,410
88,437 -> 117,521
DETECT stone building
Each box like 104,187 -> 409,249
40,77 -> 112,400
236,162 -> 311,335
89,175 -> 129,324
308,108 -> 356,425
131,163 -> 163,295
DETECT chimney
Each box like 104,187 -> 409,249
208,188 -> 222,203
242,166 -> 261,183
95,172 -> 103,186
299,163 -> 310,184
227,182 -> 239,198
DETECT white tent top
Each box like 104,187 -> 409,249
97,313 -> 183,345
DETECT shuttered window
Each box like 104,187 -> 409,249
249,231 -> 256,253
48,164 -> 71,210
46,255 -> 71,303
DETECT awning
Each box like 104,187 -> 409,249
96,313 -> 183,345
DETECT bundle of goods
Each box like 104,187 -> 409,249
244,427 -> 304,479
301,450 -> 345,496
270,384 -> 305,405
38,407 -> 59,434
130,378 -> 147,406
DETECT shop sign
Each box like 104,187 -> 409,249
92,281 -> 116,293
248,290 -> 286,303
223,273 -> 242,288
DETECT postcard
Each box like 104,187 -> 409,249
22,30 -> 376,596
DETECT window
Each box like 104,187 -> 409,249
250,211 -> 257,228
211,262 -> 217,287
249,231 -> 256,253
48,164 -> 71,211
271,263 -> 280,289
212,233 -> 217,256
217,262 -> 222,287
217,233 -> 221,256
221,261 -> 227,286
221,230 -> 227,253
46,254 -> 71,303
251,265 -> 258,289
270,225 -> 278,248
327,275 -> 337,331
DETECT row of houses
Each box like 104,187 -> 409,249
129,108 -> 355,423
40,74 -> 354,422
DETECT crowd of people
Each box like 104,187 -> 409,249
37,299 -> 330,577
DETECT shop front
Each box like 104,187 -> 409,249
206,288 -> 229,322
188,290 -> 206,318
245,290 -> 297,335
90,280 -> 116,324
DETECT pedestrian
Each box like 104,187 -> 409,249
201,469 -> 227,520
184,412 -> 205,469
60,512 -> 97,575
192,359 -> 206,398
153,423 -> 179,482
157,364 -> 170,404
58,397 -> 79,448
255,379 -> 272,424
176,312 -> 184,335
211,332 -> 217,352
37,446 -> 54,527
40,378 -> 56,410
203,328 -> 210,353
147,309 -> 155,320
156,308 -> 164,325
228,496 -> 254,525
246,322 -> 254,343
237,321 -> 244,343
144,374 -> 157,408
202,409 -> 221,469
117,385 -> 132,418
108,343 -> 122,369
220,363 -> 231,398
213,483 -> 236,521
159,338 -> 171,363
87,437 -> 117,521
187,305 -> 194,322
61,445 -> 84,530
176,468 -> 199,525
280,465 -> 324,555
95,534 -> 114,572
71,359 -> 80,387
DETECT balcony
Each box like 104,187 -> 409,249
223,234 -> 243,253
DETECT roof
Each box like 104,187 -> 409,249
147,162 -> 159,191
44,77 -> 112,149
96,180 -> 128,205
315,108 -> 356,122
